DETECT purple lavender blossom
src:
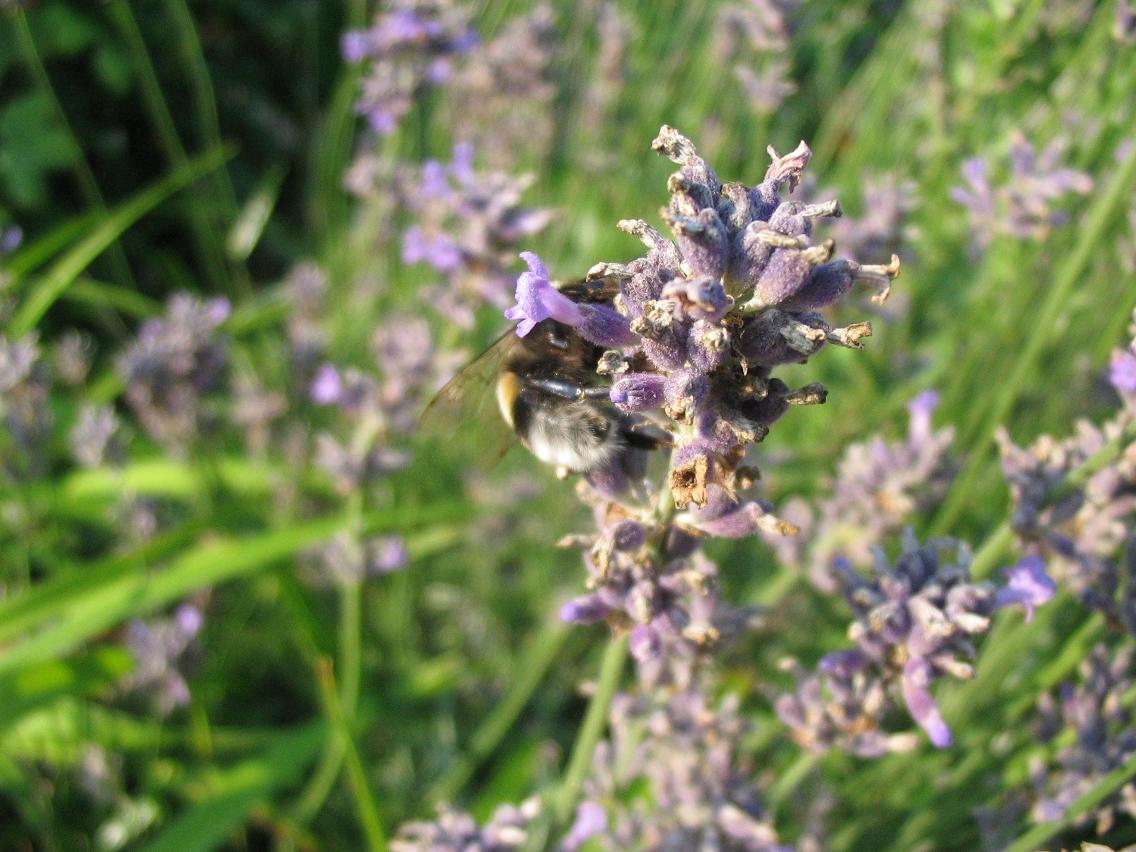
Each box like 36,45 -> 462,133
344,0 -> 476,136
121,604 -> 204,716
398,147 -> 554,328
714,1 -> 797,115
308,532 -> 410,585
117,294 -> 230,455
506,252 -> 633,347
1029,644 -> 1136,834
777,533 -> 1056,752
585,683 -> 784,850
391,798 -> 540,851
445,5 -> 558,167
284,262 -> 330,384
764,390 -> 956,591
998,323 -> 1136,632
951,132 -> 1092,253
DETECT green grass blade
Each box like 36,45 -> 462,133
140,722 -> 326,852
7,145 -> 233,336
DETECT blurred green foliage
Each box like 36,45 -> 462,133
1,0 -> 1136,849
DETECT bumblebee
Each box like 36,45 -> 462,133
423,279 -> 661,474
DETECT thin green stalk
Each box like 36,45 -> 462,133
12,11 -> 135,293
315,658 -> 387,852
164,0 -> 240,213
340,579 -> 363,713
552,634 -> 628,826
1004,747 -> 1136,852
430,619 -> 571,804
107,0 -> 245,296
932,143 -> 1136,535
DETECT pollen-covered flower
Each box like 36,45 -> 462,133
777,532 -> 1054,752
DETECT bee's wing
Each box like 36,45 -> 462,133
420,328 -> 519,469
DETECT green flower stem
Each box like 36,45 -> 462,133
12,11 -> 135,293
553,633 -> 628,826
430,617 -> 571,804
1004,747 -> 1136,852
315,658 -> 387,852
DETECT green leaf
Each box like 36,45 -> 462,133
0,92 -> 74,208
7,144 -> 233,335
140,722 -> 325,852
0,647 -> 132,731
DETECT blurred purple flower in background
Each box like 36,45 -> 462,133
951,132 -> 1091,253
117,294 -> 230,455
999,311 -> 1136,631
0,333 -> 52,477
1029,643 -> 1136,834
390,798 -> 540,851
343,0 -> 476,135
765,390 -> 956,591
714,0 -> 798,115
585,684 -> 784,850
121,604 -> 204,717
398,145 -> 554,328
446,5 -> 558,166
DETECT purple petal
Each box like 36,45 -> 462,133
994,555 -> 1056,623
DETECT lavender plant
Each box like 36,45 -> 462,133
999,309 -> 1136,632
951,132 -> 1092,254
776,532 -> 1054,754
1029,643 -> 1136,835
343,0 -> 477,135
766,390 -> 956,592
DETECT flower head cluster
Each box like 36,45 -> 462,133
0,332 -> 52,477
950,132 -> 1092,253
343,0 -> 476,135
560,501 -> 763,689
999,317 -> 1136,631
283,261 -> 330,385
714,0 -> 797,115
446,5 -> 558,166
776,533 -> 1054,752
120,604 -> 204,716
390,798 -> 540,851
401,145 -> 554,327
306,530 -> 409,586
767,390 -> 956,591
1029,643 -> 1136,834
117,294 -> 230,454
583,681 -> 784,851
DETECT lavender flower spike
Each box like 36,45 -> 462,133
505,252 -> 634,347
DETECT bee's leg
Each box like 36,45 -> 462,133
527,377 -> 608,401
